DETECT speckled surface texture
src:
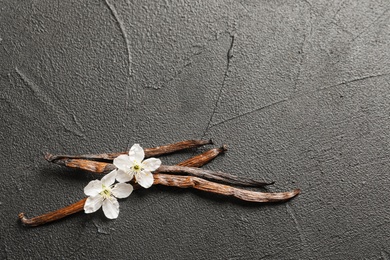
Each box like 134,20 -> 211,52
1,0 -> 390,259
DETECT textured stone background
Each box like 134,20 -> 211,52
1,0 -> 390,259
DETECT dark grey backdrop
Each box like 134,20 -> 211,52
1,0 -> 390,259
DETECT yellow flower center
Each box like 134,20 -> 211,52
132,163 -> 142,172
100,185 -> 112,199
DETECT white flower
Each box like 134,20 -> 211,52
113,144 -> 161,188
84,170 -> 133,219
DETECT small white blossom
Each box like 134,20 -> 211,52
84,170 -> 133,219
113,144 -> 161,188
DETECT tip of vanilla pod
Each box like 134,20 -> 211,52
44,153 -> 55,162
18,213 -> 28,224
221,145 -> 228,152
44,153 -> 68,166
291,189 -> 301,198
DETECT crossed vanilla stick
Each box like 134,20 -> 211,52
19,140 -> 300,227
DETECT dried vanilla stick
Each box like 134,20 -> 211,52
46,158 -> 116,174
154,174 -> 300,203
176,145 -> 227,167
45,140 -> 217,174
46,139 -> 212,162
157,165 -> 274,187
19,198 -> 87,227
45,146 -> 227,174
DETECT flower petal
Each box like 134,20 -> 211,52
84,195 -> 104,213
129,144 -> 144,162
113,154 -> 132,170
116,169 -> 133,183
84,180 -> 102,196
112,183 -> 133,198
102,197 -> 119,219
136,171 -> 154,188
142,158 -> 161,172
101,170 -> 117,186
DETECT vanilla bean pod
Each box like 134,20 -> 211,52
47,158 -> 116,174
19,146 -> 222,227
176,145 -> 227,167
46,139 -> 212,162
18,198 -> 87,227
46,146 -> 227,174
153,174 -> 300,203
158,165 -> 274,187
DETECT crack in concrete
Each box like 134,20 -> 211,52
209,72 -> 390,129
237,0 -> 249,13
329,20 -> 355,38
382,250 -> 390,260
15,67 -> 86,139
202,34 -> 235,138
294,0 -> 315,92
286,203 -> 309,254
104,0 -> 132,77
143,45 -> 205,90
329,0 -> 346,23
329,6 -> 390,69
294,34 -> 307,92
320,72 -> 390,91
211,98 -> 288,129
351,7 -> 390,42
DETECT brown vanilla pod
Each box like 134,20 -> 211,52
153,174 -> 299,203
46,139 -> 212,162
157,165 -> 274,187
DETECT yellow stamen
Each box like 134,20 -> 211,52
100,185 -> 112,199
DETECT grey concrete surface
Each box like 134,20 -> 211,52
1,0 -> 390,259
